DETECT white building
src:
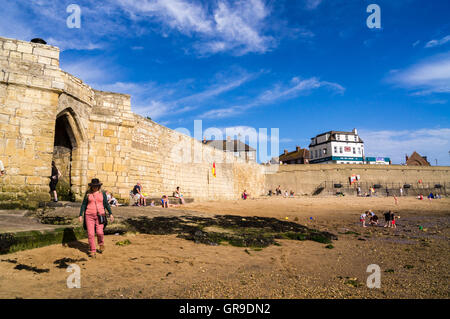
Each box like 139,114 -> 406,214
309,129 -> 365,164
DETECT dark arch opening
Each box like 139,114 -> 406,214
52,115 -> 76,201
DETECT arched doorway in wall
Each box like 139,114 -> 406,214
52,114 -> 76,201
52,108 -> 86,201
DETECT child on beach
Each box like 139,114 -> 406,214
368,210 -> 379,226
390,211 -> 400,229
360,211 -> 367,227
161,195 -> 169,208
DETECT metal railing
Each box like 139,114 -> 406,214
313,181 -> 449,197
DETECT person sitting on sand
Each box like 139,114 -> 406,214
242,190 -> 249,200
289,190 -> 295,197
417,194 -> 424,200
276,186 -> 282,196
132,183 -> 146,206
161,195 -> 169,208
174,186 -> 185,204
360,211 -> 367,228
150,200 -> 155,207
106,191 -> 118,207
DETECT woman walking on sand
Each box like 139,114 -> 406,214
79,178 -> 114,258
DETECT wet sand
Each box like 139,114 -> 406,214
0,196 -> 449,299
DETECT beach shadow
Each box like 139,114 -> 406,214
62,228 -> 90,254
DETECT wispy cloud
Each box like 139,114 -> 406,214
425,35 -> 450,48
117,0 -> 276,55
200,76 -> 345,119
304,0 -> 322,10
360,128 -> 450,165
94,70 -> 259,120
387,52 -> 450,95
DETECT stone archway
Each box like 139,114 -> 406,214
52,107 -> 87,200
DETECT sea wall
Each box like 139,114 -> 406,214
264,164 -> 450,195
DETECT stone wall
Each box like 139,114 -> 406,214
0,36 -> 265,207
265,164 -> 450,195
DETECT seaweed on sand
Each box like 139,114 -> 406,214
123,215 -> 337,249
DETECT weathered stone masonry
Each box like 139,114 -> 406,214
0,36 -> 265,207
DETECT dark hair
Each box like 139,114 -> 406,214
87,185 -> 102,194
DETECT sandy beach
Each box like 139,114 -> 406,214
0,196 -> 449,299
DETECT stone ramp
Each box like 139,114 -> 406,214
0,210 -> 60,233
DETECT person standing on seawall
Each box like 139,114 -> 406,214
50,161 -> 61,202
0,159 -> 5,176
79,178 -> 114,258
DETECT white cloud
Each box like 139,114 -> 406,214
96,71 -> 257,120
360,128 -> 450,165
387,53 -> 450,95
425,35 -> 450,48
116,0 -> 275,55
200,76 -> 345,119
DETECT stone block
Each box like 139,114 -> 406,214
33,47 -> 59,60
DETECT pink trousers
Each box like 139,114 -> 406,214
85,212 -> 104,253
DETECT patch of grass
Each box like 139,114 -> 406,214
325,244 -> 334,249
116,239 -> 131,246
404,264 -> 414,269
385,269 -> 395,273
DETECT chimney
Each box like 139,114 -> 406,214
353,128 -> 357,135
31,38 -> 47,45
296,146 -> 301,152
284,149 -> 288,155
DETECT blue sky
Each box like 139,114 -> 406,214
1,0 -> 450,164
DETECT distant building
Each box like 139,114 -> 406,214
279,146 -> 310,164
204,137 -> 257,162
405,151 -> 430,166
309,129 -> 365,164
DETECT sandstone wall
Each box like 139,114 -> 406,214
265,164 -> 450,195
0,36 -> 63,206
0,36 -> 265,207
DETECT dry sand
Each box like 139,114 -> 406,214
0,196 -> 449,299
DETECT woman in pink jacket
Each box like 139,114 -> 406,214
79,178 -> 114,257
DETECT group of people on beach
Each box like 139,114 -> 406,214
360,210 -> 399,228
131,182 -> 185,208
267,185 -> 295,198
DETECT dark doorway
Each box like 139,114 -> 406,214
52,116 -> 76,201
